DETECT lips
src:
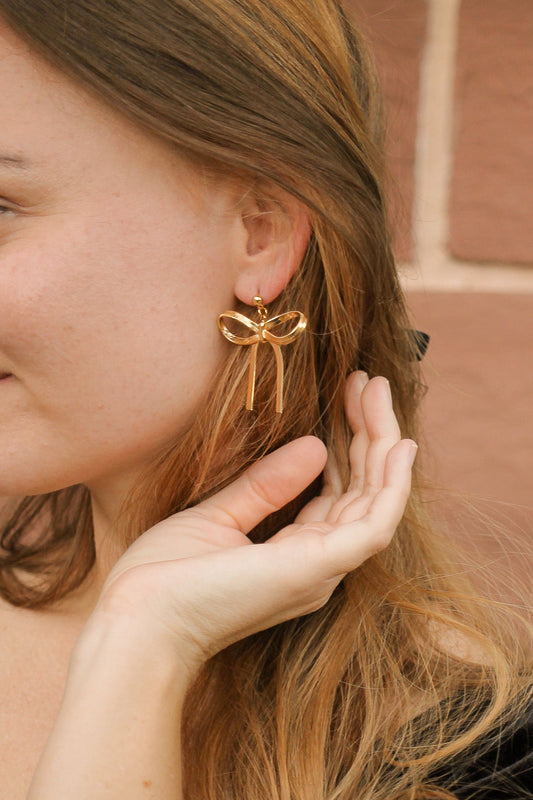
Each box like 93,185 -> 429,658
0,373 -> 12,379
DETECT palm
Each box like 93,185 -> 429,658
97,374 -> 416,674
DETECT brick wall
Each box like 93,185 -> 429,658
346,0 -> 533,565
349,0 -> 533,285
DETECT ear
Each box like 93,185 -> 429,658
232,184 -> 311,305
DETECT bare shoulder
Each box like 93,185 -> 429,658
0,595 -> 88,800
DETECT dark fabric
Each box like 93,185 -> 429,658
410,328 -> 430,361
430,699 -> 533,798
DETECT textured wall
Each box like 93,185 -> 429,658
450,0 -> 533,264
345,0 -> 533,549
349,0 -> 427,261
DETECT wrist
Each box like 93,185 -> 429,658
70,607 -> 195,700
28,608 -> 188,799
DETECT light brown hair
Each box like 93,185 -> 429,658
0,1 -> 531,797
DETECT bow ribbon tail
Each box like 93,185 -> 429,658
246,342 -> 259,411
271,342 -> 284,414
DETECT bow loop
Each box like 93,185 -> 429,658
217,310 -> 261,346
263,311 -> 307,345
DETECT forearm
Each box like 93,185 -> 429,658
27,612 -> 189,800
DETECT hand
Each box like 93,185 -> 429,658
92,373 -> 417,680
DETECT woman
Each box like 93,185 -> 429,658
0,1 -> 531,798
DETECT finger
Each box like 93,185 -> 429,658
295,441 -> 344,524
301,372 -> 370,527
196,436 -> 328,534
344,370 -> 369,433
344,371 -> 370,495
294,493 -> 334,524
328,374 -> 396,524
327,438 -> 417,559
359,377 -> 401,494
322,448 -> 343,498
294,441 -> 344,523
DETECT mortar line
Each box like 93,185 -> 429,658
412,0 -> 461,278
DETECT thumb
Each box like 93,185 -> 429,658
195,436 -> 327,534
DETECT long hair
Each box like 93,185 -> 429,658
0,2 -> 531,798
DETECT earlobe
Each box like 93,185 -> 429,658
233,188 -> 311,306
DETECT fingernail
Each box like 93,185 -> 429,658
407,442 -> 418,467
354,371 -> 369,392
385,378 -> 392,402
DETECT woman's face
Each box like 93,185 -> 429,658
0,24 -> 239,499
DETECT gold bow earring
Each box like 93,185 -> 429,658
217,296 -> 307,413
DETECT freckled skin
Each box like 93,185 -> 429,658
0,23 -> 241,509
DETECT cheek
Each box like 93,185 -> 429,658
1,209 -> 225,369
0,211 -> 232,492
